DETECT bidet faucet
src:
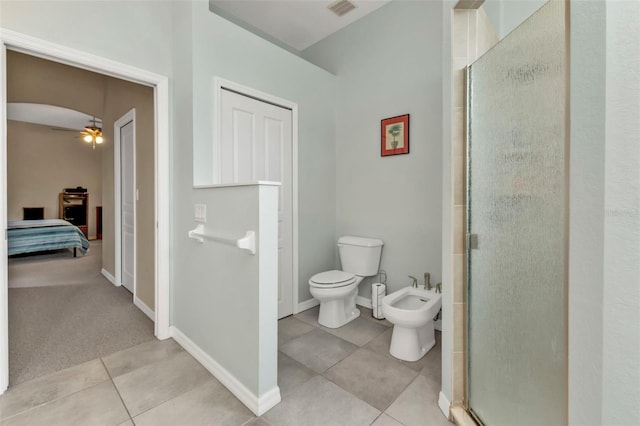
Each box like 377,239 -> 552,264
424,272 -> 431,290
409,275 -> 418,288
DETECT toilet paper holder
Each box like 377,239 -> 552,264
371,269 -> 387,320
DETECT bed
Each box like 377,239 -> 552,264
8,219 -> 90,257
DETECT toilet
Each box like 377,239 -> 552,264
309,236 -> 383,328
382,286 -> 442,361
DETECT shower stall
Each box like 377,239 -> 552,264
465,1 -> 568,424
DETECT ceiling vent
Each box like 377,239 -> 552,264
328,0 -> 357,17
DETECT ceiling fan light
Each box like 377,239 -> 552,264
83,134 -> 93,143
95,135 -> 104,144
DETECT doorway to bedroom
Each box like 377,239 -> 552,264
5,50 -> 156,386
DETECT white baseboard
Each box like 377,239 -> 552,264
170,326 -> 281,416
134,296 -> 155,322
439,391 -> 451,420
296,297 -> 319,313
298,296 -> 373,311
256,386 -> 281,416
356,295 -> 372,309
101,268 -> 119,286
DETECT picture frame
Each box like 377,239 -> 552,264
381,114 -> 410,156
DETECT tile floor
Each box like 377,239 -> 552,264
0,306 -> 450,426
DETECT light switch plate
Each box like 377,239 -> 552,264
194,204 -> 206,223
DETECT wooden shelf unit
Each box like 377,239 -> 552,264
59,192 -> 89,238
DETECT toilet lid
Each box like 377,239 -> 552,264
310,270 -> 356,288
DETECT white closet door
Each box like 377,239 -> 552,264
220,89 -> 294,318
120,120 -> 135,294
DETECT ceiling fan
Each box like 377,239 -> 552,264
80,117 -> 104,149
51,117 -> 104,149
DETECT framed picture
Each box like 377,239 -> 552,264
381,114 -> 409,156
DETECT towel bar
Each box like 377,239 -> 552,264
188,224 -> 256,255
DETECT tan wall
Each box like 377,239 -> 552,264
7,51 -> 156,310
7,121 -> 102,237
7,51 -> 105,118
102,79 -> 155,309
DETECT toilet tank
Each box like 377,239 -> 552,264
337,236 -> 384,276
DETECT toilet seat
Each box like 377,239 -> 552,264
309,270 -> 356,289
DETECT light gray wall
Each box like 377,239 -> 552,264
171,1 -> 195,329
441,0 -> 456,405
483,0 -> 548,39
172,3 -> 279,398
174,184 -> 277,398
187,0 -> 337,304
601,1 -> 640,422
302,1 -> 443,297
569,2 -> 640,423
0,1 -> 173,77
568,3 -> 606,422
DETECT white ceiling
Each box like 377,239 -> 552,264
7,103 -> 98,130
210,0 -> 392,52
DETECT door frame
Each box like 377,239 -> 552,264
212,77 -> 299,316
0,28 -> 171,394
114,109 -> 137,298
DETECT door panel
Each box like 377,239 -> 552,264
121,120 -> 135,294
466,2 -> 567,424
220,89 -> 293,318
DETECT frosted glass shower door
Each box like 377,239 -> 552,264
466,2 -> 567,425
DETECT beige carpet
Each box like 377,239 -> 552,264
8,241 -> 103,288
8,241 -> 155,385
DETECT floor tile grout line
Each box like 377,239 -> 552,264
293,313 -> 390,347
280,326 -> 359,355
385,410 -> 409,426
320,370 -> 391,415
369,412 -> 385,426
100,338 -> 185,378
278,372 -> 321,404
0,377 -> 113,423
381,370 -> 421,413
369,412 -> 408,426
114,369 -> 218,422
317,345 -> 422,414
100,357 -> 135,424
289,310 -> 440,424
319,373 -> 383,418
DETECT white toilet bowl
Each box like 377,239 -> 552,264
309,270 -> 364,328
309,236 -> 384,329
382,286 -> 442,361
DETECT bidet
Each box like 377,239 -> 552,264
382,286 -> 442,361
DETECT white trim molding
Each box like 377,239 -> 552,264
439,391 -> 452,420
101,268 -> 118,286
170,326 -> 281,416
134,297 -> 155,322
290,106 -> 300,318
153,76 -> 171,340
296,297 -> 319,313
114,109 -> 136,297
356,295 -> 373,309
0,40 -> 7,394
0,28 -> 172,394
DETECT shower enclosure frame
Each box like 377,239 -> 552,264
463,1 -> 570,424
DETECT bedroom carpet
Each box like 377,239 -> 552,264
8,240 -> 103,288
8,241 -> 155,385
